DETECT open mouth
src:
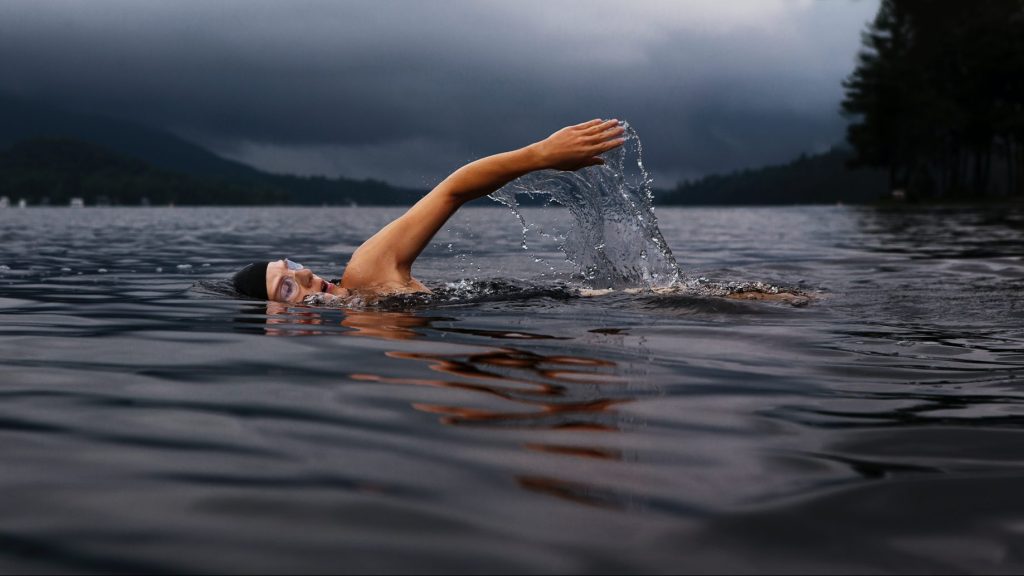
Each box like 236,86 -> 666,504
321,280 -> 328,292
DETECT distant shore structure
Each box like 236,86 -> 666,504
70,197 -> 84,208
0,196 -> 8,208
17,199 -> 26,208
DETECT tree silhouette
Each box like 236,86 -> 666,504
842,0 -> 1024,199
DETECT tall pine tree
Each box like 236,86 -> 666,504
842,0 -> 1024,198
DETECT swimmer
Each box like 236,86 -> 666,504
231,119 -> 626,302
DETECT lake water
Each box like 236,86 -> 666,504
1,204 -> 1023,573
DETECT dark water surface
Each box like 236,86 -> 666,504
1,205 -> 1023,573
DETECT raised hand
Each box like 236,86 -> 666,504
530,119 -> 626,171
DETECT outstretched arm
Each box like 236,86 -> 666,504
341,119 -> 625,290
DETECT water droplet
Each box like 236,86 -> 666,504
176,264 -> 192,270
155,267 -> 163,273
98,268 -> 108,273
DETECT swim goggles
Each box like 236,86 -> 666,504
274,258 -> 306,301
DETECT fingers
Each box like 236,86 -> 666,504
581,118 -> 620,134
592,137 -> 626,154
575,118 -> 605,129
574,118 -> 621,132
589,124 -> 625,142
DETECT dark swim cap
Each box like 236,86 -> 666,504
232,262 -> 269,299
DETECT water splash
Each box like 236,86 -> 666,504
489,123 -> 680,290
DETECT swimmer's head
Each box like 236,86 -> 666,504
232,262 -> 269,299
232,259 -> 347,303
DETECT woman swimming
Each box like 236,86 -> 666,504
231,119 -> 627,302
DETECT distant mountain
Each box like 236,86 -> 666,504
0,95 -> 264,180
0,138 -> 289,205
0,95 -> 424,205
661,147 -> 889,205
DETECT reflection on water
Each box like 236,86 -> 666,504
265,303 -> 634,507
1,205 -> 1023,573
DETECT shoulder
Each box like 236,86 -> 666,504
340,252 -> 428,294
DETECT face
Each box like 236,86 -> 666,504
265,259 -> 348,303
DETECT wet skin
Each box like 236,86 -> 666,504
263,119 -> 627,303
264,259 -> 350,305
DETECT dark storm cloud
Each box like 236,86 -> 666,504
0,0 -> 878,187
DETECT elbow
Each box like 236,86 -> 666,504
430,179 -> 472,207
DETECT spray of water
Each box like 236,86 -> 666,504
489,122 -> 680,290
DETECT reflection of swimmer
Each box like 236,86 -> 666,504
260,304 -> 628,430
231,120 -> 626,303
264,301 -> 442,339
351,340 -> 628,430
260,303 -> 637,506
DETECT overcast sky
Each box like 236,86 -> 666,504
0,0 -> 879,188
